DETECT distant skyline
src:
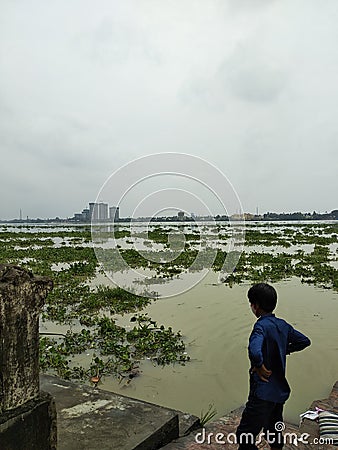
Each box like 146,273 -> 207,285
1,205 -> 336,222
1,1 -> 337,219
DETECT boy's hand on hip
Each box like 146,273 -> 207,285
252,364 -> 272,382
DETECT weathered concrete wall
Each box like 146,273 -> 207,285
0,391 -> 57,450
0,264 -> 56,449
0,264 -> 53,412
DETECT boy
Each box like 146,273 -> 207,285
236,283 -> 311,450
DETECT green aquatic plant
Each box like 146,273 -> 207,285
39,314 -> 189,381
2,222 -> 338,385
199,403 -> 217,426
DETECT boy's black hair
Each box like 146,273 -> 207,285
248,283 -> 277,313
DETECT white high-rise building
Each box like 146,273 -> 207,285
89,202 -> 99,221
109,206 -> 120,222
98,202 -> 108,220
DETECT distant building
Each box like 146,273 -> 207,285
81,208 -> 90,221
73,202 -> 119,222
89,202 -> 98,221
88,202 -> 109,221
109,206 -> 120,222
178,211 -> 185,221
230,213 -> 245,221
98,202 -> 108,220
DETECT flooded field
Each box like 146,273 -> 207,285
1,220 -> 337,424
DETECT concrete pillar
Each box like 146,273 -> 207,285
0,264 -> 56,449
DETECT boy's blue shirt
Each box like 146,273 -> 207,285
248,313 -> 311,404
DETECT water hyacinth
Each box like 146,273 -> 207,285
0,222 -> 337,382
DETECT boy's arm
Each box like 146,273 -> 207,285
248,323 -> 272,382
248,323 -> 264,368
287,326 -> 311,354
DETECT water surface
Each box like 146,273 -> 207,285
98,274 -> 338,424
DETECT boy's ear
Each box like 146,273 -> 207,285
250,302 -> 260,316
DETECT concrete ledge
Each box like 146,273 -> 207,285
133,415 -> 178,450
41,374 -> 187,450
175,411 -> 201,437
0,391 -> 57,450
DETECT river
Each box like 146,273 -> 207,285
89,272 -> 338,425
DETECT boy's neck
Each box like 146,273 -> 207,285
256,310 -> 273,318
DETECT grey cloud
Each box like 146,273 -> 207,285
180,44 -> 287,109
219,56 -> 287,103
226,0 -> 278,12
178,61 -> 287,112
1,110 -> 109,170
0,0 -> 337,218
73,16 -> 162,67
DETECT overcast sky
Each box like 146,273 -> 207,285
1,0 -> 337,219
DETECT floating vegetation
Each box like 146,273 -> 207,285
40,314 -> 189,381
0,221 -> 337,383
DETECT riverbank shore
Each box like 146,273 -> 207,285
40,374 -> 337,449
40,374 -> 200,450
162,381 -> 338,449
